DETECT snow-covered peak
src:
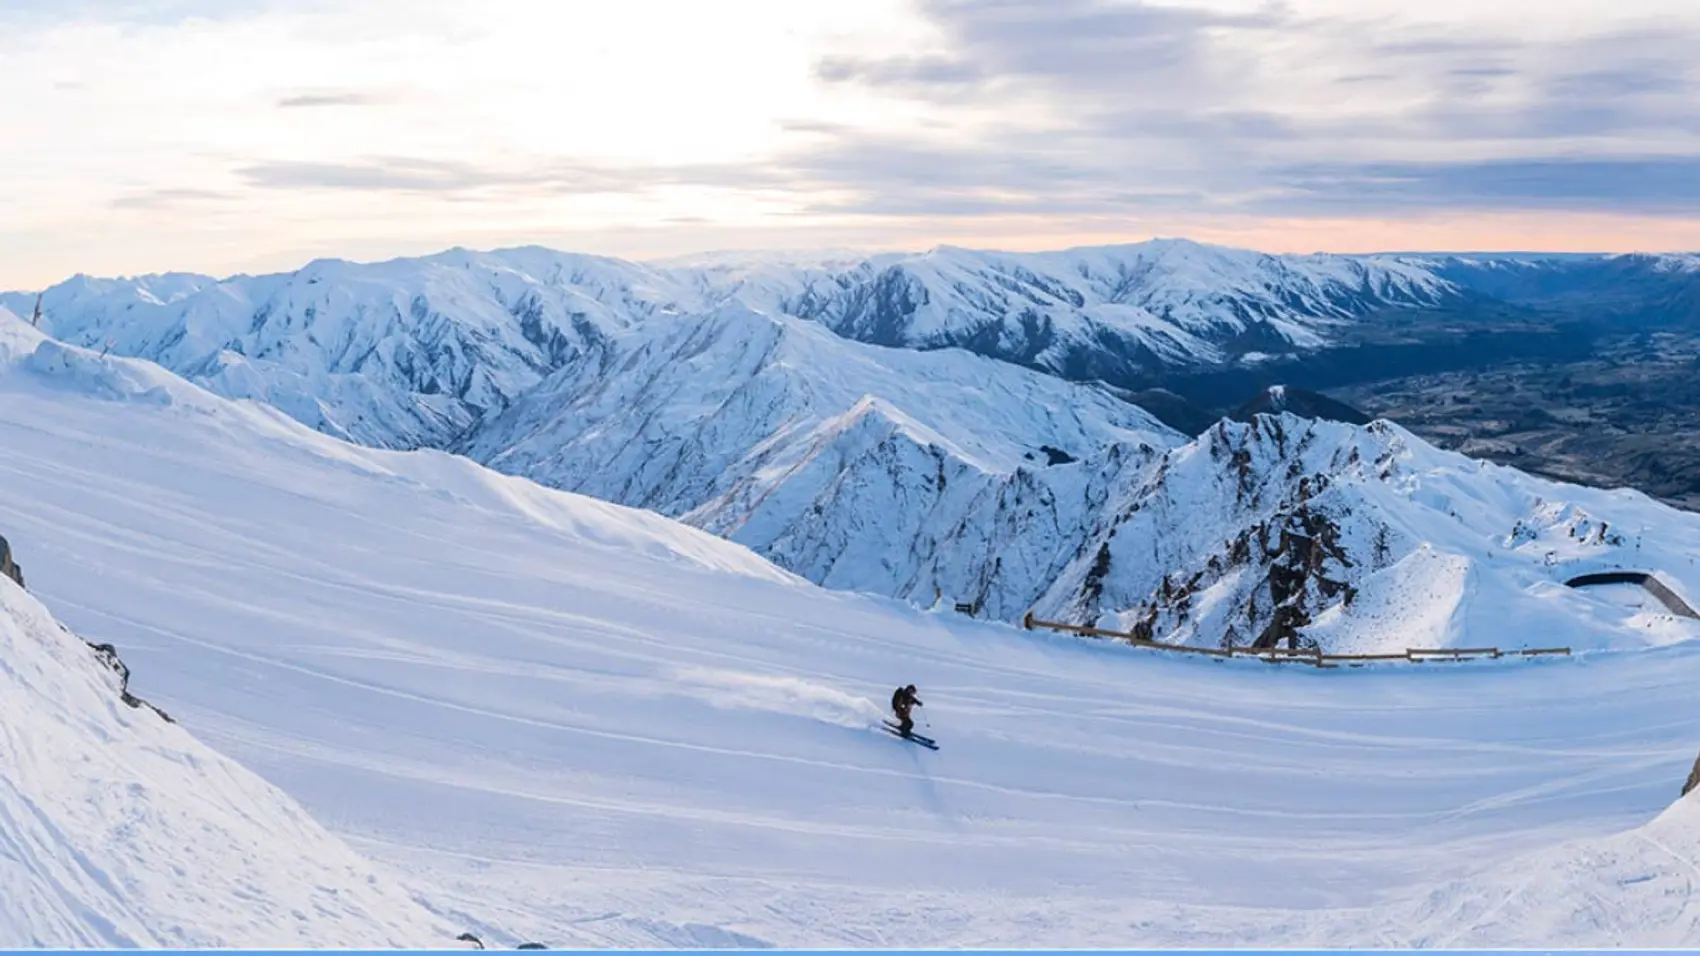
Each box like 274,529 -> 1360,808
761,239 -> 1464,373
1,248 -> 718,448
0,239 -> 1480,454
1034,413 -> 1700,653
457,304 -> 1181,561
1642,252 -> 1700,274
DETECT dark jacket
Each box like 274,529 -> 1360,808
891,686 -> 922,716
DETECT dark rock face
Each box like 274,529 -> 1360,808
1684,752 -> 1700,798
1039,445 -> 1078,466
0,533 -> 22,589
1122,488 -> 1358,651
82,637 -> 174,724
1058,415 -> 1434,649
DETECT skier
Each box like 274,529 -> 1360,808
890,684 -> 922,737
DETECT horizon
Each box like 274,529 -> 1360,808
4,235 -> 1691,293
6,0 -> 1700,288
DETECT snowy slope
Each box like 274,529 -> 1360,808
0,353 -> 449,950
0,577 -> 452,948
1037,414 -> 1700,653
1382,791 -> 1700,947
457,305 -> 1181,609
1,308 -> 1698,946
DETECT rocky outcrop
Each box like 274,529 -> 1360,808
0,533 -> 22,588
1684,752 -> 1700,798
456,931 -> 547,950
0,531 -> 171,722
83,635 -> 174,724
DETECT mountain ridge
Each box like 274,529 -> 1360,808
12,243 -> 1700,649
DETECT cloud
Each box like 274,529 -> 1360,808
1270,157 -> 1700,215
153,2 -> 1700,233
789,0 -> 1700,220
0,0 -> 284,28
818,0 -> 1277,99
11,0 -> 1700,291
275,89 -> 398,109
110,187 -> 235,210
231,156 -> 772,199
814,54 -> 981,88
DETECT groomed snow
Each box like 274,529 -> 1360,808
0,312 -> 1698,946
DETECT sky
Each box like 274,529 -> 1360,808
3,0 -> 1700,287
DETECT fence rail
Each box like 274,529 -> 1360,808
1020,613 -> 1569,668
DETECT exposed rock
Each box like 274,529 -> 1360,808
2,530 -> 172,723
82,635 -> 174,724
456,931 -> 547,950
1039,445 -> 1078,466
1684,752 -> 1700,798
0,533 -> 22,588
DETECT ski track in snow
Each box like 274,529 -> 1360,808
1,325 -> 1700,945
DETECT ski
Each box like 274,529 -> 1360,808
881,722 -> 938,749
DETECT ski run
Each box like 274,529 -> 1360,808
0,289 -> 1698,947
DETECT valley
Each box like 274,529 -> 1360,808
1330,329 -> 1700,512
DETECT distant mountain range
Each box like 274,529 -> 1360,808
8,240 -> 1699,635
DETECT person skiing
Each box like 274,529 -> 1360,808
890,684 -> 922,737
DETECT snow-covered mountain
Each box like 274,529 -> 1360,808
0,240 -> 1472,453
1383,250 -> 1700,317
2,305 -> 1698,946
460,307 -> 1700,653
13,242 -> 1700,461
10,260 -> 1700,654
0,249 -> 700,448
14,242 -> 1700,652
456,305 -> 1181,607
755,241 -> 1464,374
0,550 -> 445,945
1031,414 -> 1700,652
